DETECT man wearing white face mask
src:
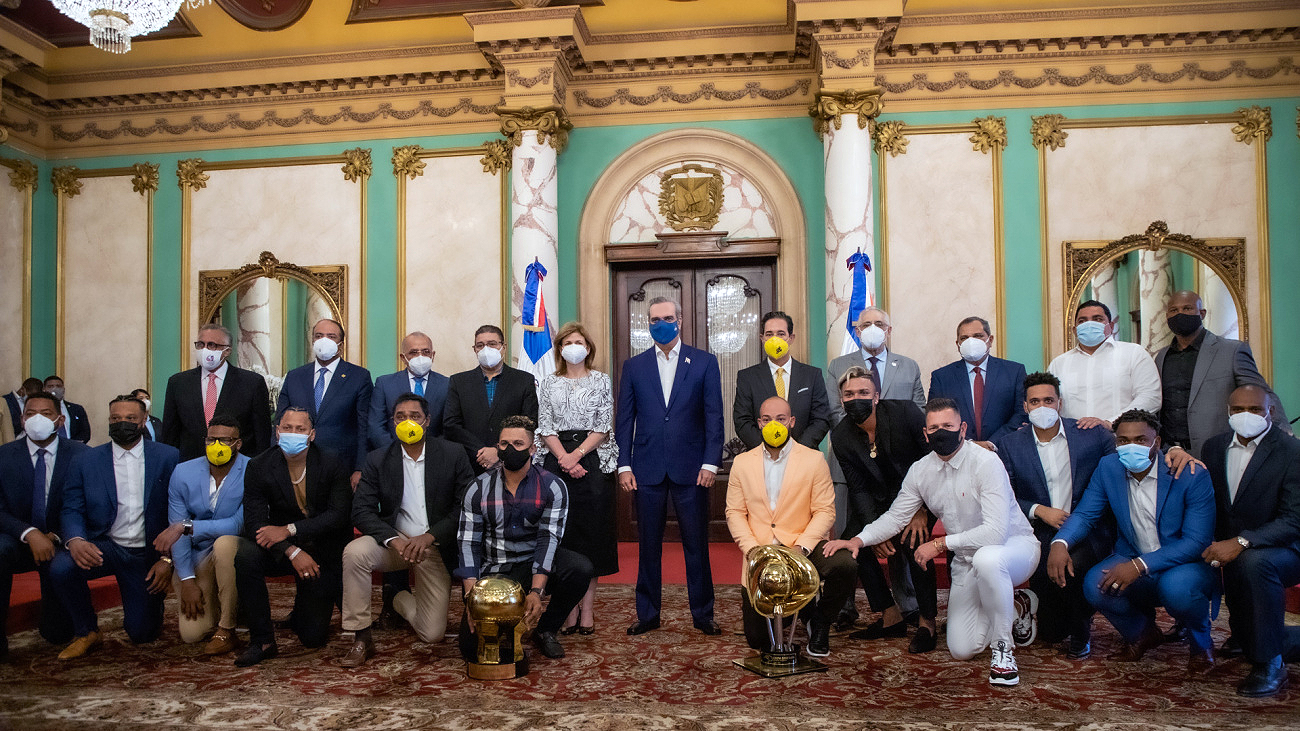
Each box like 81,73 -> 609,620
368,331 -> 448,451
1048,300 -> 1161,432
444,325 -> 539,474
42,376 -> 90,444
131,389 -> 163,442
161,323 -> 272,461
277,319 -> 374,489
929,317 -> 1027,451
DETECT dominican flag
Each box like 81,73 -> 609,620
841,249 -> 874,356
519,259 -> 556,381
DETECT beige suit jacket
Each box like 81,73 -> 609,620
725,442 -> 836,573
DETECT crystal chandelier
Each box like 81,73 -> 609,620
52,0 -> 187,53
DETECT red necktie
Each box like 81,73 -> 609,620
972,366 -> 985,439
204,372 -> 218,426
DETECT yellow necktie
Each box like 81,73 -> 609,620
775,367 -> 786,399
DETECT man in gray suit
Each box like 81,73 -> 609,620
1156,291 -> 1288,458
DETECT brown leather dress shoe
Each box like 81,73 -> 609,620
340,637 -> 376,668
203,627 -> 239,656
58,631 -> 102,661
1109,623 -> 1162,662
1187,648 -> 1215,675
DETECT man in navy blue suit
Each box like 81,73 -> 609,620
0,390 -> 89,659
928,317 -> 1026,449
4,378 -> 44,440
49,394 -> 180,660
996,372 -> 1114,658
1048,409 -> 1217,674
276,318 -> 374,488
368,331 -> 448,450
42,376 -> 91,444
617,296 -> 724,635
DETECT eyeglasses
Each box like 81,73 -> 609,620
203,437 -> 237,446
404,348 -> 434,358
194,341 -> 231,350
472,341 -> 504,351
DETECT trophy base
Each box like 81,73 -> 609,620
733,647 -> 828,678
466,657 -> 530,680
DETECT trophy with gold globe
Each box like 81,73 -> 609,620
465,576 -> 530,680
734,544 -> 828,677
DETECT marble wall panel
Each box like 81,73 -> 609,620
608,161 -> 776,243
1044,123 -> 1257,357
882,132 -> 998,383
0,181 -> 24,390
63,176 -> 149,445
404,154 -> 503,376
189,163 -> 363,371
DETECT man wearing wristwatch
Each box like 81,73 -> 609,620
456,415 -> 593,661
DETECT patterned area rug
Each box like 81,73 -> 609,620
0,584 -> 1295,730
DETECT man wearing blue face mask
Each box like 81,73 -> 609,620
1048,300 -> 1162,432
1048,409 -> 1217,674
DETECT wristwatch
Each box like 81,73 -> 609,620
182,519 -> 193,535
528,587 -> 544,596
1236,536 -> 1252,549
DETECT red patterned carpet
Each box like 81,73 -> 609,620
0,582 -> 1296,730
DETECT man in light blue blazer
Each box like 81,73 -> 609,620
929,316 -> 1027,446
1048,409 -> 1217,673
154,412 -> 248,655
368,331 -> 448,450
617,296 -> 724,636
276,319 -> 374,487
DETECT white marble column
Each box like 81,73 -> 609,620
236,278 -> 273,374
1090,262 -> 1120,323
511,129 -> 559,379
1202,265 -> 1239,339
823,114 -> 875,359
1138,249 -> 1173,353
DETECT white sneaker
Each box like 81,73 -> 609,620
990,640 -> 1020,686
1012,589 -> 1038,647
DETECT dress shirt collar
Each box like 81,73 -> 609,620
656,341 -> 682,363
316,357 -> 340,375
1072,336 -> 1115,357
208,361 -> 230,381
938,440 -> 971,471
767,358 -> 791,376
112,438 -> 145,461
965,357 -> 989,375
400,443 -> 426,465
27,436 -> 58,459
1230,423 -> 1271,450
1169,329 -> 1207,353
861,347 -> 889,365
762,440 -> 794,464
1035,425 -> 1067,447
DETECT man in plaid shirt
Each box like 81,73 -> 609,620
456,415 -> 594,659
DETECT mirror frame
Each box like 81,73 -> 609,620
1062,220 -> 1247,347
198,250 -> 347,329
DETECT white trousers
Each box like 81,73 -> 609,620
946,535 -> 1040,661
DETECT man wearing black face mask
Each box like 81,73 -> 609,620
456,415 -> 594,661
1155,290 -> 1288,458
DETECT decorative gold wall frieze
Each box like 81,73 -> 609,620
131,163 -> 159,194
1031,114 -> 1069,150
506,67 -> 554,89
572,80 -> 811,108
1231,105 -> 1272,144
498,106 -> 572,151
51,166 -> 82,198
3,159 -> 38,191
177,159 -> 209,191
877,58 -> 1297,94
341,147 -> 373,182
392,145 -> 427,179
970,116 -> 1007,153
809,88 -> 883,138
872,120 -> 908,157
480,139 -> 512,174
821,48 -> 873,70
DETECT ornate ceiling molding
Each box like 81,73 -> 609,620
573,80 -> 811,109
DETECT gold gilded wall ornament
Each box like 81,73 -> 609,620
658,163 -> 724,232
131,163 -> 159,194
809,89 -> 884,139
392,145 -> 426,180
872,120 -> 908,157
177,159 -> 209,191
480,139 -> 512,175
4,159 -> 38,192
1231,105 -> 1272,145
498,106 -> 572,152
51,166 -> 83,198
341,148 -> 372,182
1030,114 -> 1069,151
970,116 -> 1007,154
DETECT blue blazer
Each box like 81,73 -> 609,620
62,401 -> 92,444
3,393 -> 21,437
615,344 -> 724,486
276,359 -> 374,472
996,418 -> 1115,520
928,356 -> 1027,442
368,369 -> 449,450
0,437 -> 90,539
167,454 -> 248,579
1055,451 -> 1215,574
60,439 -> 180,562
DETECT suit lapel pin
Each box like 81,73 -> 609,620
685,357 -> 691,365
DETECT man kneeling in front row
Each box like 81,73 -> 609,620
726,397 -> 856,657
456,416 -> 594,660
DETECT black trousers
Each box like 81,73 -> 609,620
457,547 -> 594,661
741,542 -> 858,650
0,534 -> 73,645
233,537 -> 341,648
1223,546 -> 1300,664
1028,534 -> 1104,644
856,537 -> 939,621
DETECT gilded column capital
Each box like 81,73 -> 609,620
177,159 -> 209,191
970,116 -> 1007,154
480,139 -> 512,175
498,106 -> 572,152
341,148 -> 372,182
392,145 -> 426,179
1231,106 -> 1271,145
131,163 -> 159,194
4,159 -> 38,192
1031,114 -> 1069,151
871,120 -> 908,157
809,88 -> 884,139
51,166 -> 83,198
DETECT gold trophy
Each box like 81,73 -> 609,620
734,545 -> 828,677
465,576 -> 530,680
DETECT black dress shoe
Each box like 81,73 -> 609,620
1219,635 -> 1244,659
1238,662 -> 1289,697
1163,621 -> 1188,644
1065,637 -> 1092,660
806,621 -> 830,657
901,610 -> 921,627
849,618 -> 908,641
627,618 -> 661,635
534,631 -> 565,659
908,626 -> 936,654
694,620 -> 723,636
832,613 -> 858,632
234,643 -> 279,667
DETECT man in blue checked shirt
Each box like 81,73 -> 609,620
456,415 -> 593,660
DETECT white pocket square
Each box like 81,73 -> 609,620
798,387 -> 809,393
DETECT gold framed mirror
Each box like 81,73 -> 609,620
198,251 -> 347,377
1063,221 -> 1247,352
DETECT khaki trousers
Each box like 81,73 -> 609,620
342,534 -> 450,643
172,534 -> 240,643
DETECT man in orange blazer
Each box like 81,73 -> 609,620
726,396 -> 857,658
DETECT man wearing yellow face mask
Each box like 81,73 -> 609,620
153,412 -> 249,655
733,311 -> 833,451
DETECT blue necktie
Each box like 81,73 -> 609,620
32,448 -> 47,533
314,368 -> 327,410
414,376 -> 425,397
